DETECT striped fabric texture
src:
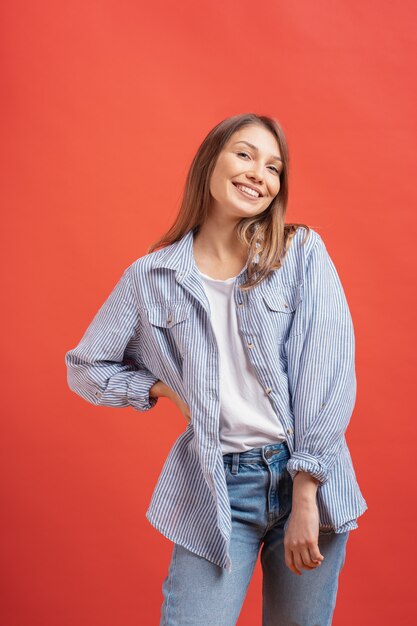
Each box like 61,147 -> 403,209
65,226 -> 368,573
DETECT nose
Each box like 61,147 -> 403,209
247,163 -> 264,183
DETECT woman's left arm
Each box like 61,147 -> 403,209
286,233 -> 357,485
283,233 -> 356,574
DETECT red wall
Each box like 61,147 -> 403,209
1,1 -> 416,624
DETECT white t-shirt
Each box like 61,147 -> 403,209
198,269 -> 286,454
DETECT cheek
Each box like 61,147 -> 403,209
269,180 -> 280,198
210,173 -> 234,201
209,163 -> 227,194
209,178 -> 224,201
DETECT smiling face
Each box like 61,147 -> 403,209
208,123 -> 283,220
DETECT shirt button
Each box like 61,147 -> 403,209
264,387 -> 272,394
238,302 -> 244,307
247,342 -> 254,348
95,391 -> 102,398
167,316 -> 173,325
286,428 -> 293,435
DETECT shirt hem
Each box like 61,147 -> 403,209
145,510 -> 231,572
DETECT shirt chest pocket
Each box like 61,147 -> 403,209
145,302 -> 192,357
260,283 -> 303,343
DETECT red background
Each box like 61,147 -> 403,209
1,1 -> 416,624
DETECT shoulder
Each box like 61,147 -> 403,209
114,248 -> 170,305
285,225 -> 323,257
125,245 -> 170,277
280,226 -> 325,276
274,226 -> 334,286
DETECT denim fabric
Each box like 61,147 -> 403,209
160,441 -> 349,626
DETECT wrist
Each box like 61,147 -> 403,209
293,471 -> 320,486
149,380 -> 166,399
292,471 -> 319,503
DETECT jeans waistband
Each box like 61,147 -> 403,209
222,440 -> 289,465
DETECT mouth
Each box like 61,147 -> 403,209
232,182 -> 263,200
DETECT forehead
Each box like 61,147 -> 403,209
226,125 -> 281,156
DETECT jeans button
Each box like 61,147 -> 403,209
265,449 -> 273,459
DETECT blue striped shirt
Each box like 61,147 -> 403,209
65,226 -> 368,573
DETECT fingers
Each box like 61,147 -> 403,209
300,547 -> 321,570
309,543 -> 324,565
284,540 -> 325,575
284,544 -> 301,576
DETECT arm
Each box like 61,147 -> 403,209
286,234 -> 357,484
65,265 -> 160,411
284,470 -> 324,575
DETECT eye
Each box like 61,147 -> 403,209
236,152 -> 281,175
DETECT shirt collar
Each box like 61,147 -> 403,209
152,227 -> 251,284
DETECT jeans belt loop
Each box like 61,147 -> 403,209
232,452 -> 239,475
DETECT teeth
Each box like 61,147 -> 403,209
236,184 -> 260,198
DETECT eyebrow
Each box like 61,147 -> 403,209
232,140 -> 283,162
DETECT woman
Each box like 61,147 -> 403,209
65,113 -> 367,625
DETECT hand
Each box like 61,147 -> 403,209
284,472 -> 324,575
149,381 -> 192,425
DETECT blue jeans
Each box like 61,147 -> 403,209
160,441 -> 349,626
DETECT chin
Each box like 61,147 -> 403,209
232,206 -> 264,219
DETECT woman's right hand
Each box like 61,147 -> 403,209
149,380 -> 192,425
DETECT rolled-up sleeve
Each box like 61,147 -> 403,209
286,235 -> 357,484
65,265 -> 160,411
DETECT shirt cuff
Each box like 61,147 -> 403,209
286,452 -> 329,484
127,369 -> 160,411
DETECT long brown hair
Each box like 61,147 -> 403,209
147,113 -> 311,291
